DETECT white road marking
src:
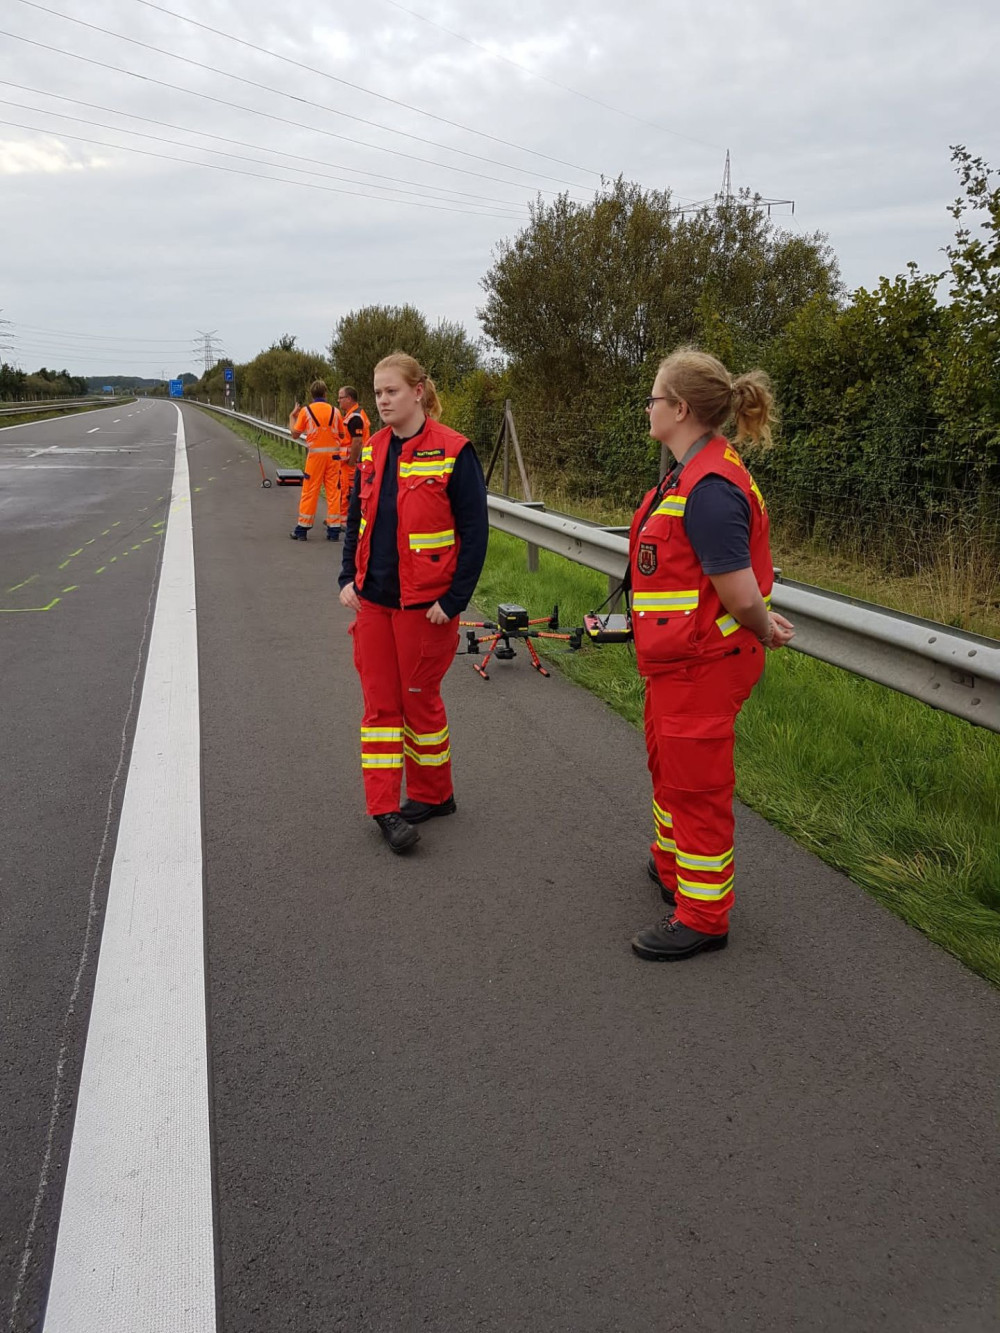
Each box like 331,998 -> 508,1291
43,404 -> 216,1332
87,428 -> 101,434
112,418 -> 121,423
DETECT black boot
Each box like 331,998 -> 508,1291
647,855 -> 675,905
374,812 -> 420,853
289,525 -> 309,540
399,794 -> 457,824
326,526 -> 340,541
631,916 -> 728,962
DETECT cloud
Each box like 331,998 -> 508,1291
0,135 -> 110,174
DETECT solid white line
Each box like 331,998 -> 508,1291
43,405 -> 217,1332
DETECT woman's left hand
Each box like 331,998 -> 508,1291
426,601 -> 450,625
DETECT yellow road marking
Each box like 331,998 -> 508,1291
6,574 -> 38,592
0,598 -> 61,613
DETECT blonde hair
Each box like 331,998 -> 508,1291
657,346 -> 775,447
374,352 -> 442,420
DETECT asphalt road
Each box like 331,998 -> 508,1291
2,400 -> 998,1332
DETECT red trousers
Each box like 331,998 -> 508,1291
350,600 -> 459,815
645,645 -> 764,935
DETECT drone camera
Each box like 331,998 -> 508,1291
583,613 -> 633,644
497,603 -> 529,633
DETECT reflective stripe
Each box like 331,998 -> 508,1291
359,517 -> 367,535
633,590 -> 699,613
677,873 -> 735,901
361,754 -> 404,769
404,745 -> 452,766
360,446 -> 373,463
399,459 -> 456,479
408,529 -> 455,551
656,831 -> 677,853
653,800 -> 673,828
653,495 -> 687,518
716,593 -> 773,636
307,447 -> 340,454
676,847 -> 734,873
403,724 -> 449,746
361,727 -> 403,742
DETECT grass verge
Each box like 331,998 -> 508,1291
476,530 -> 1000,986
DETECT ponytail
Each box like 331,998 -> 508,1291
656,347 -> 776,448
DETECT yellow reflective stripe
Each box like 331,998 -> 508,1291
677,874 -> 735,900
656,832 -> 677,853
403,725 -> 449,746
716,613 -> 740,637
361,446 -> 373,462
361,727 -> 402,741
633,590 -> 699,612
764,593 -> 772,608
404,746 -> 452,766
399,459 -> 456,478
359,517 -> 367,534
408,529 -> 455,550
361,754 -> 404,769
653,495 -> 687,518
676,847 -> 734,873
653,800 -> 673,828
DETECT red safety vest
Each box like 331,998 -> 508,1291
628,436 -> 773,674
354,418 -> 469,607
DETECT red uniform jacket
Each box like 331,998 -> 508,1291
354,419 -> 470,608
628,436 -> 773,674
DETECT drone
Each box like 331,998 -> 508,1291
459,601 -> 633,681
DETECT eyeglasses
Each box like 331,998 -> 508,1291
645,395 -> 671,410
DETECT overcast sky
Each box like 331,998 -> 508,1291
2,0 -> 998,378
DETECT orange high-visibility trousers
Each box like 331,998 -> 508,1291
350,600 -> 458,815
645,644 -> 764,935
297,449 -> 342,528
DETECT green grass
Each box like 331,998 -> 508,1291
476,530 -> 1000,986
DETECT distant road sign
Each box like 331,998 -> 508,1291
169,380 -> 184,398
103,385 -> 114,394
223,367 -> 234,383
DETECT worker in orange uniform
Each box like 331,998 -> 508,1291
629,347 -> 795,961
335,385 -> 371,537
338,353 -> 488,853
288,379 -> 348,541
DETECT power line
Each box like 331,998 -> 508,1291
12,1 -> 593,189
0,119 -> 529,220
0,31 -> 582,198
0,81 -> 538,209
0,91 -> 532,212
125,0 -> 600,177
14,324 -> 204,344
379,0 -> 723,158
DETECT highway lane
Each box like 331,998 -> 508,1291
186,406 -> 1000,1333
3,399 -> 999,1331
0,400 -> 175,1330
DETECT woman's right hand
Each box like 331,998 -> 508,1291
339,581 -> 361,612
762,612 -> 795,649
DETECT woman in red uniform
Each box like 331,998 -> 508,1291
629,348 -> 795,961
338,353 -> 489,852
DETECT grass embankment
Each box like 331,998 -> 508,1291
0,400 -> 134,429
476,530 -> 1000,986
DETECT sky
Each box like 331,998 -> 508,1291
1,0 -> 998,379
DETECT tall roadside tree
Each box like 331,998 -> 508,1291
330,305 -> 479,418
478,177 -> 838,501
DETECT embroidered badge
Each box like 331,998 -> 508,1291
637,541 -> 658,576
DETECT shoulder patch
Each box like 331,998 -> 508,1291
637,541 -> 658,576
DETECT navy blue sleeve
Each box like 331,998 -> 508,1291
338,467 -> 362,589
438,445 -> 489,618
683,476 -> 752,574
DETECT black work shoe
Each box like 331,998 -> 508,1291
374,811 -> 420,853
289,525 -> 309,540
399,794 -> 457,824
631,916 -> 728,962
647,855 -> 676,906
326,526 -> 340,541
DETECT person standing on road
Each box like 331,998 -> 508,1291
288,379 -> 348,541
335,385 -> 371,533
629,347 -> 795,962
338,353 -> 489,853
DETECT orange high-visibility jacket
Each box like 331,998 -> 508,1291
628,436 -> 773,674
354,419 -> 469,607
294,400 -> 345,452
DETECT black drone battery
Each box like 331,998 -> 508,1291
497,603 -> 529,632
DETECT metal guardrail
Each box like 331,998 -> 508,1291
194,402 -> 1000,732
0,397 -> 129,417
